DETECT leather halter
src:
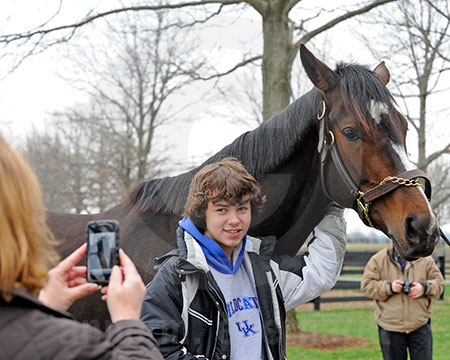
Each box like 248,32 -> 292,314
316,100 -> 450,247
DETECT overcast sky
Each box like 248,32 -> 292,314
1,1 -> 448,232
0,1 -> 258,156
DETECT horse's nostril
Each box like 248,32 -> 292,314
404,214 -> 430,245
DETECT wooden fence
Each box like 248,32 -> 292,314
311,250 -> 446,310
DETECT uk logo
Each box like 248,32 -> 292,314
236,320 -> 259,337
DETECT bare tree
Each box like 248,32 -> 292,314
23,116 -> 101,213
427,158 -> 450,223
22,130 -> 72,212
425,0 -> 450,24
61,10 -> 206,190
52,107 -> 126,212
1,1 -> 396,121
22,10 -> 207,213
213,62 -> 264,128
23,105 -> 138,213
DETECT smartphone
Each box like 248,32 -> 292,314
86,220 -> 120,285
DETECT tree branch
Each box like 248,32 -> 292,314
284,0 -> 301,16
433,191 -> 450,209
425,143 -> 450,168
0,1 -> 243,44
245,0 -> 268,15
194,54 -> 262,81
295,0 -> 397,45
425,0 -> 450,21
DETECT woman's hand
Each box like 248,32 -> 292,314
38,243 -> 99,311
101,249 -> 146,323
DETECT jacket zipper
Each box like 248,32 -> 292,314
208,283 -> 227,359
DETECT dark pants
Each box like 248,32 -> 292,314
378,320 -> 433,360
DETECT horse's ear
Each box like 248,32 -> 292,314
374,61 -> 390,85
300,43 -> 338,94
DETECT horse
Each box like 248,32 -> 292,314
48,44 -> 441,329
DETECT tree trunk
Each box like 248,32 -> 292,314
286,307 -> 303,333
418,90 -> 427,171
261,3 -> 302,332
261,6 -> 294,120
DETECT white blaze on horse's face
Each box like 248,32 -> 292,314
391,143 -> 414,171
391,142 -> 433,208
369,100 -> 388,124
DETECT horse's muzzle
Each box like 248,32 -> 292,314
398,214 -> 440,260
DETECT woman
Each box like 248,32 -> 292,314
0,136 -> 163,360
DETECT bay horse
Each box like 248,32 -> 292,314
49,44 -> 440,329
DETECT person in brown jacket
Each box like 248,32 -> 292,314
361,243 -> 444,360
0,135 -> 164,360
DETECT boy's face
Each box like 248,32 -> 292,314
204,199 -> 251,259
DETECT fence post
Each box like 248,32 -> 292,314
437,255 -> 445,301
313,297 -> 321,311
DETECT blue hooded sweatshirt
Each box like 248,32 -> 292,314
179,217 -> 247,274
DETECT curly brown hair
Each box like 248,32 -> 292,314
184,158 -> 266,230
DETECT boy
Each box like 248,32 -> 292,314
141,157 -> 346,360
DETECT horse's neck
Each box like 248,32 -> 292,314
273,179 -> 329,255
249,124 -> 329,255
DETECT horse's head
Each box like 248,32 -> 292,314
299,44 -> 440,260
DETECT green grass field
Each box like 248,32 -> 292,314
287,285 -> 450,359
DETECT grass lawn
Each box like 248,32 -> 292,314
287,285 -> 450,359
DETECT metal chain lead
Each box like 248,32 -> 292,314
379,176 -> 424,189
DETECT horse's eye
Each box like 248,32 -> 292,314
342,127 -> 360,141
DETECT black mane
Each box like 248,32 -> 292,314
336,62 -> 395,111
127,89 -> 322,215
335,62 -> 404,140
127,61 -> 401,216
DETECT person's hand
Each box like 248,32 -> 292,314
101,249 -> 146,323
391,279 -> 404,293
325,201 -> 344,218
328,201 -> 344,209
38,243 -> 99,311
409,282 -> 425,299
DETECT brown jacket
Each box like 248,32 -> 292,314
361,245 -> 444,333
0,289 -> 164,360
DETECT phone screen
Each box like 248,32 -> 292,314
86,220 -> 120,284
88,232 -> 116,282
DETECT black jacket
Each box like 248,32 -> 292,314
0,289 -> 163,360
141,210 -> 346,360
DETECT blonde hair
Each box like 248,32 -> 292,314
0,136 -> 59,301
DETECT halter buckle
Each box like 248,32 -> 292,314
317,100 -> 326,120
324,130 -> 335,145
